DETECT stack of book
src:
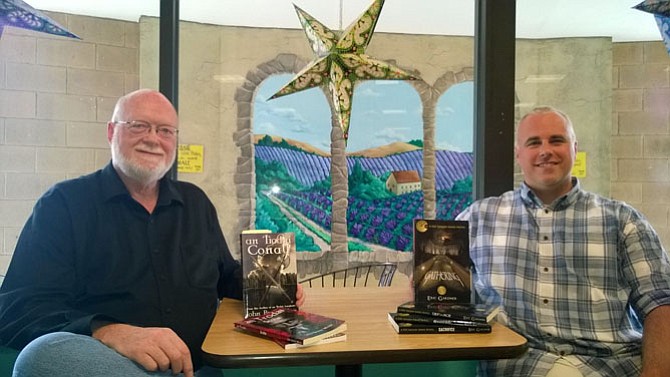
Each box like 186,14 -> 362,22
234,307 -> 347,349
387,301 -> 501,334
388,219 -> 501,334
238,229 -> 347,348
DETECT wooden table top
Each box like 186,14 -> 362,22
201,286 -> 527,368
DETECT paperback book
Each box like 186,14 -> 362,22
413,219 -> 471,304
240,230 -> 298,318
388,311 -> 492,328
274,332 -> 347,349
396,301 -> 501,324
234,307 -> 347,346
388,313 -> 492,334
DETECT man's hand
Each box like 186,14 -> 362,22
92,323 -> 194,377
641,305 -> 670,377
296,283 -> 306,307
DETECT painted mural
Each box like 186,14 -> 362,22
252,74 -> 474,255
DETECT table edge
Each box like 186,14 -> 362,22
202,342 -> 528,369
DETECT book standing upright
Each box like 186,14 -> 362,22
240,231 -> 298,318
413,219 -> 471,305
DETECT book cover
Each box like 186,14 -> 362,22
413,219 -> 471,304
234,307 -> 347,346
388,312 -> 491,328
240,231 -> 298,318
396,301 -> 501,324
274,332 -> 347,349
388,313 -> 492,334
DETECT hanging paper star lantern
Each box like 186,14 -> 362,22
634,0 -> 670,55
269,0 -> 419,146
0,0 -> 79,39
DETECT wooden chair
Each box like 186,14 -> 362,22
299,263 -> 397,288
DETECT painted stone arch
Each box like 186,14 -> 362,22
232,53 -> 310,237
410,68 -> 474,219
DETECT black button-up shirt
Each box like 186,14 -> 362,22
0,163 -> 242,368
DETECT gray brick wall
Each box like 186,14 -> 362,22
612,41 -> 670,248
0,12 -> 139,273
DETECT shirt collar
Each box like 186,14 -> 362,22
519,177 -> 580,211
100,162 -> 184,207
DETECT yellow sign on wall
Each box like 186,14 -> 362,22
178,144 -> 204,173
571,151 -> 586,178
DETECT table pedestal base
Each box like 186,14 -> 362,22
336,364 -> 362,377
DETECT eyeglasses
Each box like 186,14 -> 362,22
114,120 -> 179,139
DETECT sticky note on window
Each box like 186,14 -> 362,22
178,144 -> 204,173
571,151 -> 586,178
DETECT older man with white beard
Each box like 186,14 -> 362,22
0,89 -> 305,377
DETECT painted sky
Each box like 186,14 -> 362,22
254,74 -> 473,153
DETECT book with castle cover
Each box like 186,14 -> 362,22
396,301 -> 501,324
234,307 -> 347,346
413,219 -> 471,304
240,230 -> 298,318
387,313 -> 492,334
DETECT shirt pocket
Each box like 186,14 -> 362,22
180,244 -> 219,290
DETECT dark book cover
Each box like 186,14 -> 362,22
388,313 -> 492,334
240,231 -> 298,318
396,301 -> 501,324
234,307 -> 347,345
413,219 -> 471,304
389,312 -> 491,328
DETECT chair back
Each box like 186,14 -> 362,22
300,263 -> 397,288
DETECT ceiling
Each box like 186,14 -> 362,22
27,0 -> 662,42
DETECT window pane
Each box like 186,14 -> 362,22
515,1 -> 670,247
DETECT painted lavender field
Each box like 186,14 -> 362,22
254,137 -> 473,253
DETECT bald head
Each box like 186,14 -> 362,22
111,89 -> 177,125
516,106 -> 576,147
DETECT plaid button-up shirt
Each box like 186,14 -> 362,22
457,179 -> 670,376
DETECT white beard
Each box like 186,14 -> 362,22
111,131 -> 174,185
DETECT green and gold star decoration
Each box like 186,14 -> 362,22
269,0 -> 419,146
